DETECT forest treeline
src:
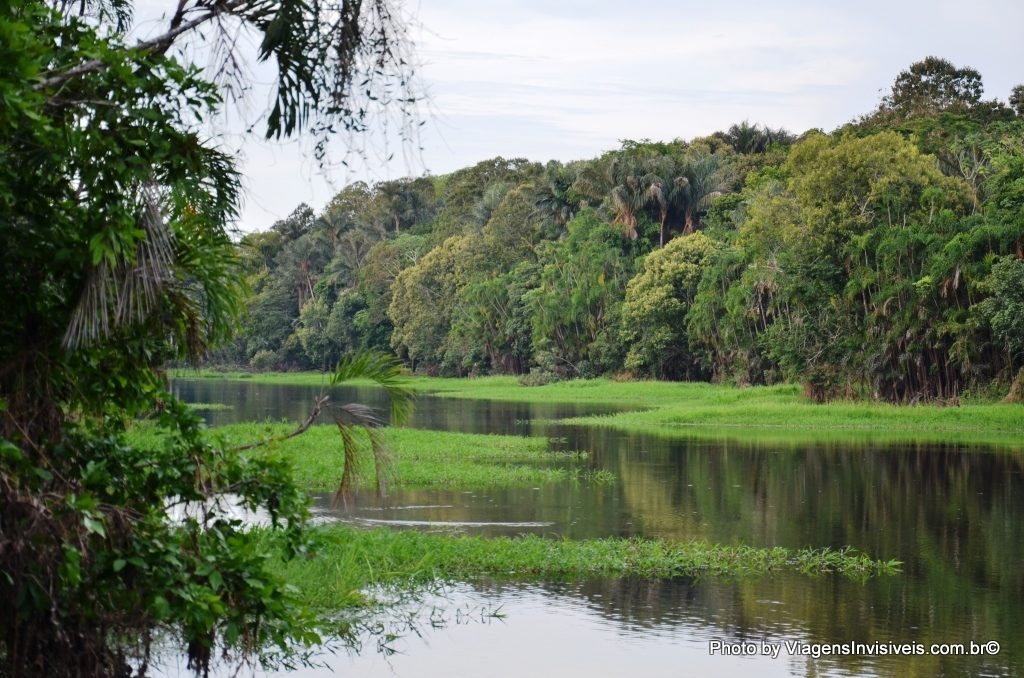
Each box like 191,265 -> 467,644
214,58 -> 1024,403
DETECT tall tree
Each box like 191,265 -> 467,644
883,57 -> 984,117
1010,85 -> 1024,117
621,232 -> 721,378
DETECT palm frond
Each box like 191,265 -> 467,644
334,401 -> 385,428
63,187 -> 175,350
365,427 -> 394,498
333,418 -> 362,508
331,350 -> 416,426
329,350 -> 416,505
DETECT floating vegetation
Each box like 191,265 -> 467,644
266,527 -> 902,613
184,401 -> 233,411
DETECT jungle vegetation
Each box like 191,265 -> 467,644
0,0 -> 421,674
1,0 -> 1022,672
216,57 -> 1024,404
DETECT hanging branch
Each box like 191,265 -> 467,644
33,1 -> 249,93
231,393 -> 330,451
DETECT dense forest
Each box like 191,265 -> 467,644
216,57 -> 1024,403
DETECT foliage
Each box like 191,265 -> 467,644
0,0 -> 420,674
884,56 -> 984,117
277,528 -> 900,608
622,232 -> 721,378
388,235 -> 472,369
1011,85 -> 1024,117
327,351 -> 415,502
203,57 -> 1023,405
978,257 -> 1024,360
524,210 -> 634,377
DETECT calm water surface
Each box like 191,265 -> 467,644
170,379 -> 1024,677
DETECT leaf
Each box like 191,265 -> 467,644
152,595 -> 171,619
83,515 -> 106,538
208,570 -> 223,591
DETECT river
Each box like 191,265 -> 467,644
169,378 -> 1024,677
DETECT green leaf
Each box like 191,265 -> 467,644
208,570 -> 223,591
152,595 -> 171,619
83,515 -> 106,538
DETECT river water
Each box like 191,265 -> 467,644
170,379 -> 1024,677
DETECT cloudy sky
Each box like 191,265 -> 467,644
140,0 -> 1024,232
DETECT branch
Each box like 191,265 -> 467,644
32,0 -> 248,93
231,394 -> 330,451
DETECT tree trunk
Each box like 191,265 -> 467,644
1005,367 -> 1024,404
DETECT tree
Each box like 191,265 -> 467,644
524,210 -> 633,376
717,120 -> 795,154
883,57 -> 984,117
329,352 -> 416,503
319,182 -> 374,243
607,145 -> 732,246
430,157 -> 540,240
0,1 -> 420,675
373,177 -> 437,236
1010,85 -> 1024,117
621,232 -> 721,379
273,204 -> 318,241
531,160 -> 580,228
388,236 -> 473,370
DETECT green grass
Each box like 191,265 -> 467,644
184,401 -> 233,412
172,370 -> 1024,448
565,390 -> 1024,448
132,422 -> 604,491
267,526 -> 901,610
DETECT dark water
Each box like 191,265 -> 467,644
171,379 -> 1024,677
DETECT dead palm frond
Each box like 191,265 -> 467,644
63,186 -> 175,350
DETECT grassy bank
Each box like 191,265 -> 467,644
269,526 -> 901,610
132,423 -> 606,491
172,370 -> 1024,448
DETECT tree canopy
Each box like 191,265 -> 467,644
218,58 -> 1024,402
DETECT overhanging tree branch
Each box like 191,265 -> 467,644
32,0 -> 247,93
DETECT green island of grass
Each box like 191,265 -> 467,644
266,527 -> 901,611
207,423 -> 607,490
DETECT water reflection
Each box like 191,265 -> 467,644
211,576 -> 1013,677
170,379 -> 626,434
170,378 -> 1024,677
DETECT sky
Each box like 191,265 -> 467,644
138,0 -> 1024,232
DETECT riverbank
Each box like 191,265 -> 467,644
172,370 -> 1024,448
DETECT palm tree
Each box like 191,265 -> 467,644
641,159 -> 690,246
228,350 -> 415,507
719,121 -> 796,154
678,151 -> 732,234
374,177 -> 436,236
637,152 -> 732,244
610,171 -> 645,240
531,161 -> 579,227
329,351 -> 416,505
